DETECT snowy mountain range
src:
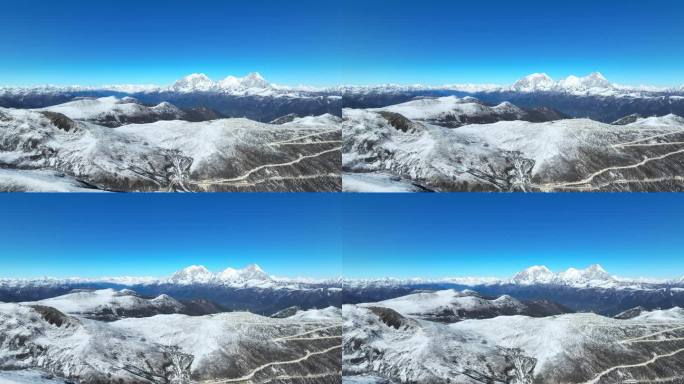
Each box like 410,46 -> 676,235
3,70 -> 684,126
0,286 -> 342,383
0,263 -> 339,288
0,97 -> 342,192
343,96 -> 684,191
2,71 -> 681,98
170,72 -> 274,94
344,264 -> 680,289
344,288 -> 684,384
0,72 -> 317,97
343,265 -> 684,318
336,72 -> 684,97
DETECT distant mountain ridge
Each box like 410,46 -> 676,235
3,71 -> 684,122
342,264 -> 684,316
344,264 -> 675,289
0,264 -> 342,315
2,71 -> 682,100
0,263 -> 340,288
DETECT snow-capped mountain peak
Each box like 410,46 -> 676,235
171,73 -> 215,92
217,72 -> 270,89
169,265 -> 214,284
168,72 -> 276,93
218,75 -> 240,88
239,72 -> 269,88
558,264 -> 613,283
510,72 -> 616,93
558,72 -> 612,90
510,264 -> 615,286
166,263 -> 274,285
511,73 -> 555,92
217,263 -> 271,282
511,265 -> 555,284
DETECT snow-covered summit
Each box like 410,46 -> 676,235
169,265 -> 215,285
558,72 -> 612,90
217,263 -> 270,282
167,264 -> 273,285
510,264 -> 615,286
508,72 -> 638,95
171,72 -> 273,93
511,265 -> 556,285
511,73 -> 556,92
558,264 -> 612,284
171,73 -> 215,92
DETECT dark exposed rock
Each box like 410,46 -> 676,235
181,106 -> 224,122
521,106 -> 569,122
270,306 -> 301,318
377,111 -> 415,132
366,306 -> 413,330
39,111 -> 77,132
28,305 -> 71,327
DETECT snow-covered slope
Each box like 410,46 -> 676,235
368,96 -> 529,127
368,289 -> 505,314
23,289 -> 185,320
631,306 -> 684,322
0,303 -> 193,383
359,289 -> 569,322
36,96 -> 185,127
345,292 -> 684,384
342,171 -> 425,192
343,304 -> 534,383
111,310 -> 341,382
286,306 -> 343,321
343,103 -> 684,191
282,113 -> 344,127
0,106 -> 341,192
0,370 -> 68,384
0,168 -> 103,192
0,301 -> 341,383
452,310 -> 684,383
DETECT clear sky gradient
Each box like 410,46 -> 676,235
0,194 -> 341,279
1,194 -> 683,280
1,0 -> 683,86
342,194 -> 684,280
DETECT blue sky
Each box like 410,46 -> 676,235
0,194 -> 341,279
1,194 -> 683,280
343,194 -> 684,280
1,0 -> 683,86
